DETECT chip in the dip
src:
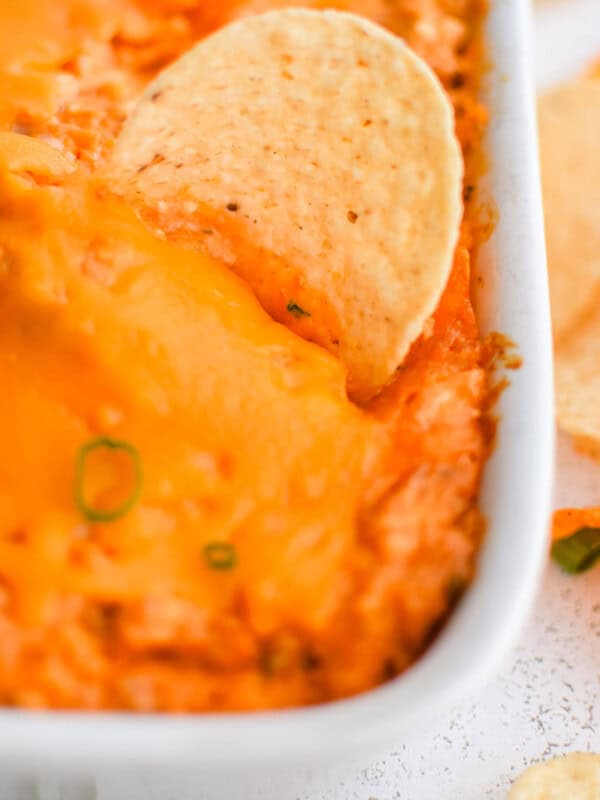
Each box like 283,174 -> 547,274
108,9 -> 463,402
509,753 -> 600,799
539,71 -> 600,450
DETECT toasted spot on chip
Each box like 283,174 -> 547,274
539,78 -> 600,345
509,753 -> 600,800
107,10 -> 463,402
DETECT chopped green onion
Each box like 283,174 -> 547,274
203,542 -> 237,571
75,436 -> 142,523
286,301 -> 311,319
551,527 -> 600,574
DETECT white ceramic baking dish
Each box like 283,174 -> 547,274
0,0 -> 553,796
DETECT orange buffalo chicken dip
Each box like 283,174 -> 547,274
0,1 -> 489,710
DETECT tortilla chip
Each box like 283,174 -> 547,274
107,10 -> 463,402
509,753 -> 600,799
555,308 -> 600,456
539,77 -> 600,344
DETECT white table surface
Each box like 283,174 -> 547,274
5,2 -> 600,798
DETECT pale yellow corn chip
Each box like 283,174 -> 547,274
108,10 -> 462,401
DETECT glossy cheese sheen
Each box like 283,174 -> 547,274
0,0 -> 488,710
0,152 -> 377,613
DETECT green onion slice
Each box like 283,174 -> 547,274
203,542 -> 237,571
551,527 -> 600,574
286,301 -> 311,319
75,436 -> 142,523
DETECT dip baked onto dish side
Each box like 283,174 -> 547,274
0,0 -> 541,718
